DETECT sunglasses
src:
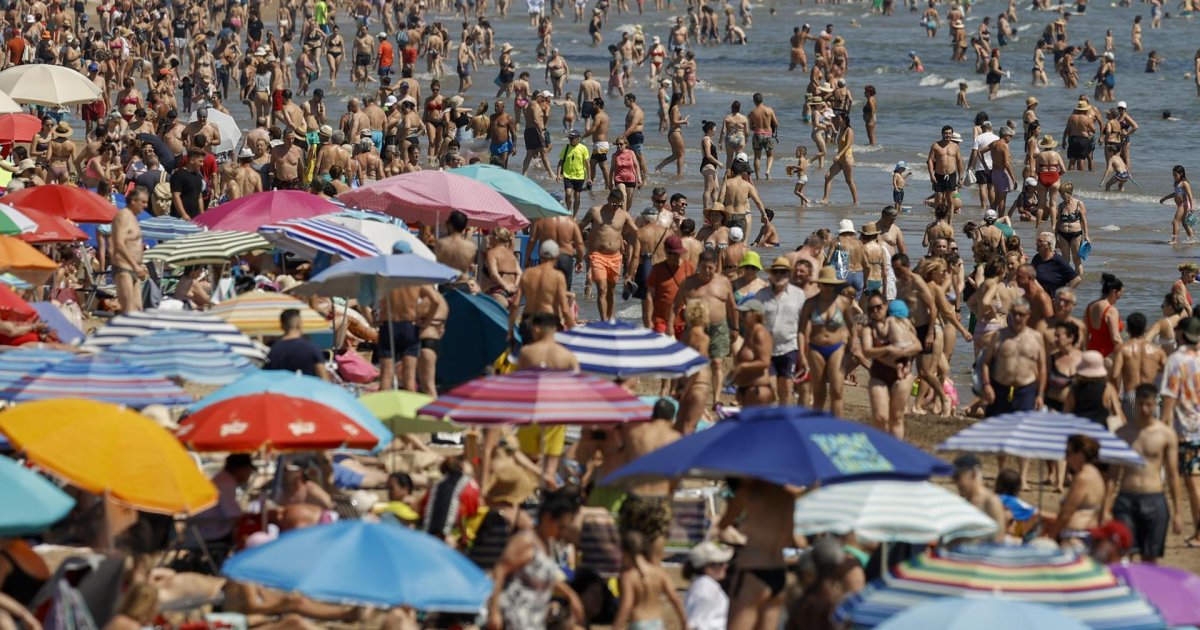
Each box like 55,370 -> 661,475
869,303 -> 886,310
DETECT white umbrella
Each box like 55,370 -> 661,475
0,65 -> 101,107
189,108 -> 242,155
314,213 -> 435,261
0,91 -> 23,115
793,480 -> 998,543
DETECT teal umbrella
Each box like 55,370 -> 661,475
451,164 -> 570,219
437,289 -> 514,389
0,455 -> 75,536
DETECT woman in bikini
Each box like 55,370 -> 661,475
922,205 -> 954,254
1052,182 -> 1088,275
797,266 -> 855,416
820,112 -> 858,205
1022,120 -> 1041,178
699,120 -> 721,209
917,258 -> 972,415
654,92 -> 688,176
1044,434 -> 1106,548
481,227 -> 521,307
1034,135 -> 1064,215
732,301 -> 774,407
423,80 -> 448,165
676,300 -> 712,434
82,143 -> 122,190
1083,272 -> 1124,358
1159,164 -> 1195,245
30,117 -> 53,167
856,294 -> 920,438
1045,320 -> 1082,492
326,25 -> 345,87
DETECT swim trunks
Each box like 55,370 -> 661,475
991,169 -> 1012,194
581,100 -> 596,120
377,320 -> 420,358
591,141 -> 610,162
1067,135 -> 1090,160
725,132 -> 746,150
489,139 -> 513,156
628,131 -> 645,153
524,126 -> 545,150
589,250 -> 623,285
1112,491 -> 1168,560
631,253 -> 653,299
932,172 -> 959,193
752,132 -> 777,151
706,320 -> 731,358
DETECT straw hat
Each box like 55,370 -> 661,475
501,42 -> 513,52
710,201 -> 727,213
1025,96 -> 1038,106
808,96 -> 824,105
1039,135 -> 1058,149
1076,350 -> 1107,379
816,266 -> 845,285
769,256 -> 793,271
832,36 -> 845,45
860,221 -> 880,237
53,122 -> 72,138
485,463 -> 537,506
837,218 -> 855,234
817,82 -> 834,93
1073,100 -> 1090,112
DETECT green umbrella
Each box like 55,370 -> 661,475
0,203 -> 36,236
359,391 -> 464,434
451,164 -> 570,219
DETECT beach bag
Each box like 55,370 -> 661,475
336,349 -> 379,383
1078,239 -> 1092,261
831,246 -> 849,280
43,579 -> 98,630
152,171 -> 173,216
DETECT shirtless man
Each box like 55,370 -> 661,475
789,26 -> 809,71
1015,264 -> 1054,330
1062,100 -> 1097,171
671,250 -> 738,408
717,478 -> 797,630
110,187 -> 148,314
720,162 -> 767,242
416,287 -> 449,397
579,189 -> 637,320
521,91 -> 554,177
979,298 -> 1046,417
927,125 -> 964,210
1111,384 -> 1183,562
1111,313 -> 1167,421
354,139 -> 384,181
378,279 -> 443,392
341,99 -> 371,145
621,93 -> 647,179
526,214 -> 585,291
487,99 -> 516,167
315,130 -> 350,179
732,300 -> 773,407
270,135 -> 305,189
509,240 -> 575,343
278,90 -> 309,145
952,454 -> 1008,542
629,209 -> 674,327
434,210 -> 478,284
234,148 -> 264,197
989,127 -> 1016,215
577,69 -> 602,127
582,97 -> 610,188
876,205 -> 906,256
893,252 -> 947,409
747,93 -> 779,179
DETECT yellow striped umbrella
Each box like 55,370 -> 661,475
209,291 -> 329,336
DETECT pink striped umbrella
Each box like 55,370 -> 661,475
338,171 -> 529,231
193,191 -> 343,232
418,370 -> 652,425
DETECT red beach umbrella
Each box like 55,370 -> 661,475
12,206 -> 88,243
4,184 -> 116,223
176,393 -> 379,452
0,282 -> 35,320
0,114 -> 43,145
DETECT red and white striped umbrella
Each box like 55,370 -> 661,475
258,218 -> 381,260
418,370 -> 652,425
338,171 -> 529,231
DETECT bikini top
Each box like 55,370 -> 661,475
1057,199 -> 1081,223
811,300 -> 845,330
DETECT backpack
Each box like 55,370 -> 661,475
152,170 -> 172,216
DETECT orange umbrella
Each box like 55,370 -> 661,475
0,235 -> 57,284
0,399 -> 218,514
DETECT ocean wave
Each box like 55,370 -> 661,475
1073,189 -> 1162,205
918,73 -> 946,87
794,9 -> 839,15
1100,224 -> 1122,231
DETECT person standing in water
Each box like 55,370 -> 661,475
1160,164 -> 1195,245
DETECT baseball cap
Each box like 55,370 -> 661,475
984,209 -> 998,221
664,235 -> 686,255
567,129 -> 581,138
688,541 -> 734,568
729,226 -> 744,242
952,453 -> 982,476
950,132 -> 963,143
1117,101 -> 1127,109
1025,177 -> 1038,187
734,152 -> 749,163
737,299 -> 765,314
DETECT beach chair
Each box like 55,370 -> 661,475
664,486 -> 721,562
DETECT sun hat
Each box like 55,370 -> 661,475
738,251 -> 762,270
737,299 -> 765,314
815,266 -> 845,285
1026,96 -> 1038,106
817,82 -> 834,93
1074,100 -> 1090,112
53,122 -> 72,138
894,161 -> 907,172
769,256 -> 793,271
1178,317 -> 1200,344
1076,350 -> 1107,378
950,132 -> 963,143
689,541 -> 734,568
729,226 -> 745,242
665,235 -> 687,255
501,42 -> 513,52
238,147 -> 255,159
860,221 -> 880,236
16,159 -> 35,172
485,463 -> 537,506
837,219 -> 855,234
808,96 -> 824,105
1039,135 -> 1058,148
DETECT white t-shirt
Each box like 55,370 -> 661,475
685,574 -> 729,630
973,131 -> 999,170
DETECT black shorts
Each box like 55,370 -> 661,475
974,170 -> 991,186
1112,491 -> 1169,559
563,177 -> 585,192
420,337 -> 441,354
524,126 -> 545,150
985,379 -> 1038,416
1067,135 -> 1090,160
770,351 -> 798,378
377,320 -> 420,358
628,131 -> 645,153
355,52 -> 371,67
933,172 -> 959,193
914,323 -> 934,355
581,101 -> 596,120
631,253 -> 653,300
555,253 -> 575,290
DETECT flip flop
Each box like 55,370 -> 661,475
1184,538 -> 1200,548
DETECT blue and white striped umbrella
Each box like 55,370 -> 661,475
554,319 -> 708,378
0,348 -> 77,390
140,216 -> 203,241
258,218 -> 382,260
0,354 -> 192,408
104,330 -> 258,385
82,309 -> 267,363
793,480 -> 998,543
937,410 -> 1144,466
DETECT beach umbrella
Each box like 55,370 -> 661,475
0,282 -> 35,320
1109,563 -> 1200,627
222,520 -> 492,611
338,170 -> 529,231
187,107 -> 241,155
419,370 -> 653,426
450,164 -> 570,219
792,480 -> 998,543
0,454 -> 75,536
0,399 -> 217,514
0,353 -> 192,408
143,230 -> 271,266
188,371 -> 393,449
0,235 -> 58,284
603,406 -> 953,488
0,114 -> 44,144
4,184 -> 116,223
139,216 -> 203,241
0,273 -> 30,288
438,289 -> 513,388
0,92 -> 24,115
82,309 -> 267,363
177,393 -> 378,452
103,331 -> 257,386
837,544 -> 1166,630
0,65 -> 102,107
11,205 -> 88,244
875,597 -> 1088,630
29,302 -> 83,344
258,217 -> 382,261
291,253 -> 460,302
207,291 -> 329,336
359,390 -> 463,434
0,203 -> 36,235
555,319 -> 708,378
315,212 -> 434,261
0,348 -> 75,388
194,191 -> 342,232
937,410 -> 1144,466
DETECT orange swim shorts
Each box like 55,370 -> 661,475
589,251 -> 623,285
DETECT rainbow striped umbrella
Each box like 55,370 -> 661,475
838,544 -> 1166,629
207,291 -> 329,337
0,354 -> 192,408
418,370 -> 653,425
258,218 -> 382,260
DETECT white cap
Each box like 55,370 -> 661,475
541,90 -> 553,98
688,541 -> 734,568
1024,177 -> 1037,187
735,152 -> 749,163
539,239 -> 560,258
384,95 -> 398,107
984,209 -> 998,221
1117,101 -> 1127,109
269,139 -> 284,147
238,147 -> 254,159
838,219 -> 855,234
729,227 -> 744,242
24,14 -> 34,23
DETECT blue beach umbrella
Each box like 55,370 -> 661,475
222,520 -> 491,611
0,348 -> 76,390
603,405 -> 953,488
451,163 -> 570,219
0,354 -> 192,408
875,597 -> 1089,630
293,253 -> 460,305
104,330 -> 257,385
139,215 -> 203,241
937,410 -> 1144,466
187,371 -> 393,449
438,289 -> 514,389
83,309 -> 267,363
0,455 -> 75,536
555,319 -> 707,378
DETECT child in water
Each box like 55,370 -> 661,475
892,161 -> 911,209
752,208 -> 780,246
560,98 -> 578,133
1100,144 -> 1131,192
908,51 -> 924,72
956,82 -> 970,108
785,145 -> 812,206
612,532 -> 687,630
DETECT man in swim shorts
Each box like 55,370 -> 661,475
1063,99 -> 1096,171
927,125 -> 964,209
579,189 -> 638,320
672,249 -> 738,407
